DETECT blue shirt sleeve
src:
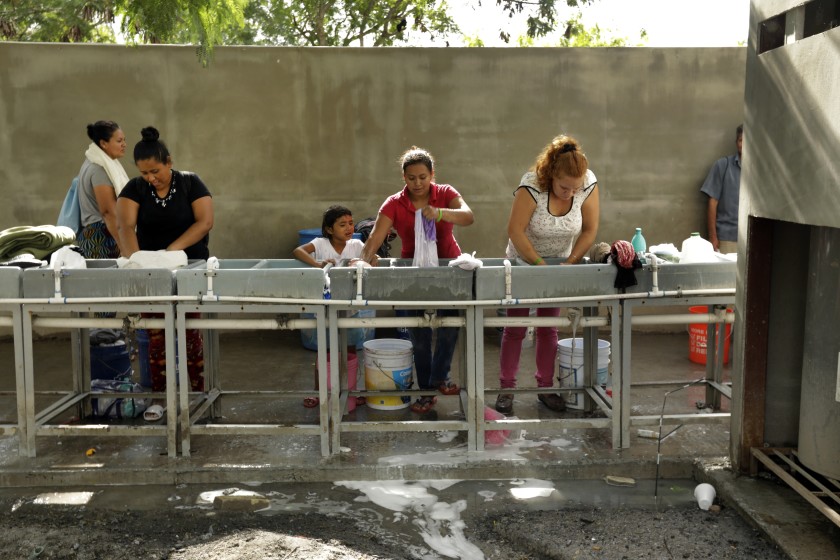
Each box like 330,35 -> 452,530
700,157 -> 727,200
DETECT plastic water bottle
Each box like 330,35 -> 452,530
681,232 -> 715,263
631,228 -> 647,253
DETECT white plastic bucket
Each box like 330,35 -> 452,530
558,338 -> 611,409
363,338 -> 413,410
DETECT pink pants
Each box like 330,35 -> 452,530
498,307 -> 561,389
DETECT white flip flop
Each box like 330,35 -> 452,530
144,404 -> 164,422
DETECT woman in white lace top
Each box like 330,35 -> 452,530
496,134 -> 600,415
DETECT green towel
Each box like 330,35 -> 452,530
0,225 -> 78,260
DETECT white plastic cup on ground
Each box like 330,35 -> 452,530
694,483 -> 716,510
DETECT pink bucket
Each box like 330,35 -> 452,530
312,351 -> 359,413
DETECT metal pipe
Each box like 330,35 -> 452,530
182,316 -> 468,330
503,259 -> 513,303
198,295 -> 327,305
184,318 -> 315,330
497,288 -> 734,306
646,252 -> 661,295
205,256 -> 220,300
0,295 -> 192,305
336,287 -> 733,308
482,316 -> 609,328
630,312 -> 734,325
322,262 -> 333,299
32,317 -> 167,329
2,287 -> 734,308
334,316 -> 466,329
355,260 -> 365,301
53,260 -> 63,299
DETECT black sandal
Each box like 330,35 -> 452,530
495,394 -> 514,414
538,393 -> 566,412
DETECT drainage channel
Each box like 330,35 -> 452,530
0,478 -> 788,560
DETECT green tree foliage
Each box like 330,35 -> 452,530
1,0 -> 623,54
235,0 -> 458,46
494,0 -> 596,43
554,12 -> 647,46
0,0 -> 247,64
118,0 -> 246,48
0,0 -> 117,43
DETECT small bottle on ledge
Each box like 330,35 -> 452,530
631,227 -> 647,253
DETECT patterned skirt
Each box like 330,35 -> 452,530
77,222 -> 119,259
143,312 -> 205,393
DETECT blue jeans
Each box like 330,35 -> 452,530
399,309 -> 460,390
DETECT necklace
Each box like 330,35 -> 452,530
151,174 -> 176,207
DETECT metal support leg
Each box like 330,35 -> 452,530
583,306 -> 597,413
608,302 -> 623,449
10,305 -> 27,456
206,320 -> 223,419
327,306 -> 339,455
168,305 -> 180,458
619,300 -> 632,449
21,309 -> 36,457
465,306 -> 477,452
705,305 -> 726,409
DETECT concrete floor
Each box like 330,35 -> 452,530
0,327 -> 838,559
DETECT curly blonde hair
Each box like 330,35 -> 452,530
533,135 -> 588,192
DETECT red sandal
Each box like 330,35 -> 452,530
410,396 -> 437,413
438,382 -> 460,395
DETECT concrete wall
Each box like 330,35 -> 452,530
0,43 -> 745,260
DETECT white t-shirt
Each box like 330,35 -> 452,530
310,237 -> 364,263
505,169 -> 597,260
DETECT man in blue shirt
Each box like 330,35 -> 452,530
701,125 -> 743,254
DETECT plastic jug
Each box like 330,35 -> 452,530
681,233 -> 715,263
631,228 -> 647,253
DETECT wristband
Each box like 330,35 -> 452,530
533,257 -> 543,265
436,208 -> 443,222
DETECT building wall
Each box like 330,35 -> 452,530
0,43 -> 745,259
734,0 -> 840,472
741,3 -> 840,229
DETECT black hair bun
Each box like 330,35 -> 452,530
140,126 -> 160,142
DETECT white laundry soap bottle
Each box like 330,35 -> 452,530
681,233 -> 715,263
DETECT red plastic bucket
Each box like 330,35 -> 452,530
688,306 -> 732,364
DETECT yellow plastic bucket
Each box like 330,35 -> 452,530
363,338 -> 413,410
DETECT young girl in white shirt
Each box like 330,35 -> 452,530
295,205 -> 369,410
294,205 -> 364,267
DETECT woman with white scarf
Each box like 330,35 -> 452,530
77,120 -> 130,258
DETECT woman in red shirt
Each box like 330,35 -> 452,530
359,147 -> 474,413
